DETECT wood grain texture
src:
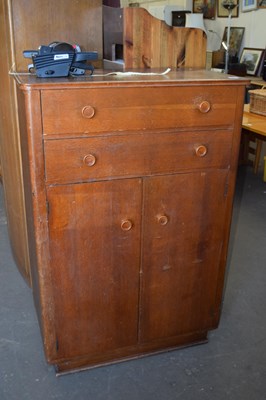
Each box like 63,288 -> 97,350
17,88 -> 58,359
242,104 -> 266,136
140,171 -> 228,342
41,85 -> 238,136
103,5 -> 123,61
0,0 -> 249,374
11,0 -> 103,71
15,72 -> 247,373
0,0 -> 31,283
44,130 -> 233,185
0,0 -> 103,284
123,7 -> 207,69
47,179 -> 142,359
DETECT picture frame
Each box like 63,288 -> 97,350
193,0 -> 216,19
258,0 -> 266,7
240,48 -> 264,75
172,11 -> 191,26
220,27 -> 245,57
257,51 -> 266,77
241,0 -> 257,12
217,0 -> 239,17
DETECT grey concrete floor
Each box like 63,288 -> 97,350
0,165 -> 266,400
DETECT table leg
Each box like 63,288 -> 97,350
253,139 -> 263,174
263,156 -> 266,182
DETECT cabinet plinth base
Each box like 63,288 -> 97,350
54,331 -> 208,376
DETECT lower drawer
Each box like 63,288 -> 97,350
44,130 -> 233,184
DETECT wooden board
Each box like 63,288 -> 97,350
123,7 -> 207,69
11,0 -> 103,71
0,0 -> 31,283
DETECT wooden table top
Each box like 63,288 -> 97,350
242,104 -> 266,137
250,78 -> 266,87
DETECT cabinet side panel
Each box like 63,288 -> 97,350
212,86 -> 246,326
0,0 -> 31,283
17,88 -> 57,361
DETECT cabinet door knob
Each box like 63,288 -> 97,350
157,215 -> 169,225
82,105 -> 95,119
83,154 -> 96,167
197,101 -> 211,113
194,145 -> 208,157
121,219 -> 133,231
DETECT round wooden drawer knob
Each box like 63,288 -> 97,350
197,101 -> 211,113
195,145 -> 208,157
82,105 -> 95,119
157,215 -> 169,225
121,219 -> 133,231
83,154 -> 96,167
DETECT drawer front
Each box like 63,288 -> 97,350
44,130 -> 232,184
41,86 -> 238,136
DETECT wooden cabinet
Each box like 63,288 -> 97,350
15,70 -> 247,374
0,0 -> 103,284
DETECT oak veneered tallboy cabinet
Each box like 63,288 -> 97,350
14,70 -> 248,374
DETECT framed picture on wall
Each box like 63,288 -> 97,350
193,0 -> 216,19
258,0 -> 266,7
172,11 -> 191,26
217,0 -> 239,17
241,0 -> 257,12
257,51 -> 266,77
220,27 -> 245,56
240,48 -> 264,75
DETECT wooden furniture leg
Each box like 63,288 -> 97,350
264,156 -> 266,182
241,130 -> 251,165
253,139 -> 263,174
240,130 -> 263,174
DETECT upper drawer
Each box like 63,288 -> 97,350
41,86 -> 238,136
44,130 -> 232,185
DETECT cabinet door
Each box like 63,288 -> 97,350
47,179 -> 142,359
140,170 -> 228,342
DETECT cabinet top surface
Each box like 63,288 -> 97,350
14,69 -> 250,90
